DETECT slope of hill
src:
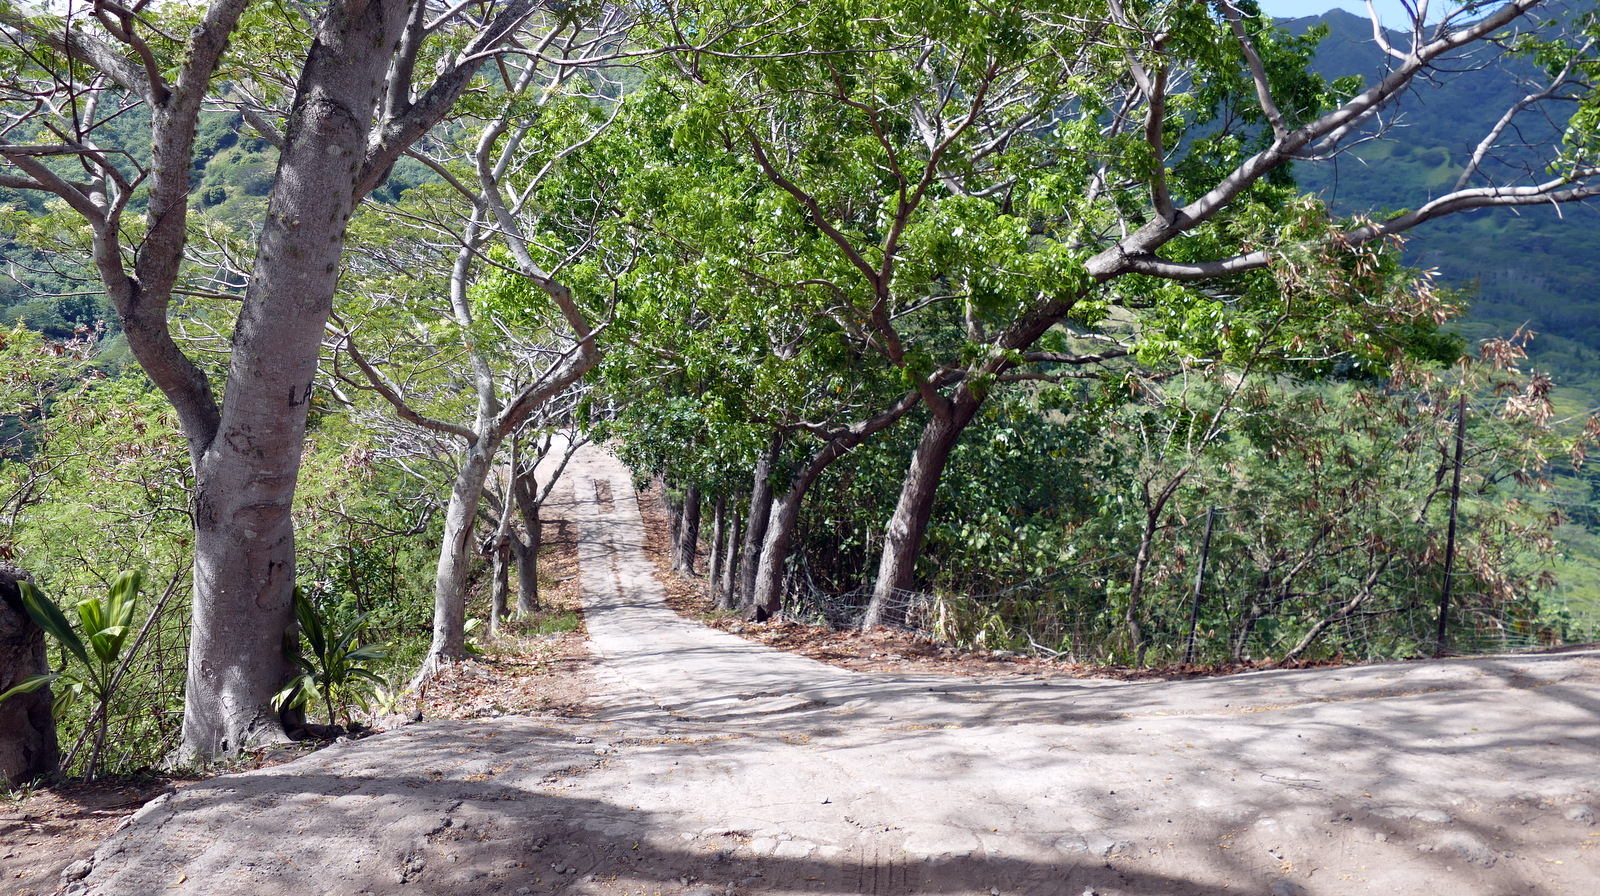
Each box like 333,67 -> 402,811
1284,7 -> 1600,398
1282,6 -> 1600,625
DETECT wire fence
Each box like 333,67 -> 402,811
769,510 -> 1592,667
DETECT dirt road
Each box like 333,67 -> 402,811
73,444 -> 1600,896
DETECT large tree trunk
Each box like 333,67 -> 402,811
179,0 -> 418,761
862,397 -> 979,629
672,484 -> 702,575
0,0 -> 539,764
0,566 -> 57,786
418,441 -> 498,676
737,434 -> 784,610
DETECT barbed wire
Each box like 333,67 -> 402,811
770,508 -> 1591,666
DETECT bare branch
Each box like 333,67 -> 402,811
329,325 -> 479,442
1218,0 -> 1288,142
0,3 -> 149,99
357,0 -> 541,199
1347,173 -> 1600,244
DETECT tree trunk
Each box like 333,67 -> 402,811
753,395 -> 924,621
418,441 -> 498,677
1123,508 -> 1160,664
487,468 -> 517,635
0,0 -> 540,764
717,511 -> 742,612
489,537 -> 511,636
513,500 -> 541,615
707,495 -> 727,604
863,398 -> 977,628
665,486 -> 683,546
672,484 -> 702,575
748,488 -> 805,621
0,566 -> 57,786
179,1 -> 419,759
737,434 -> 784,610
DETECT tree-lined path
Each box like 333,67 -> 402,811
74,443 -> 1600,895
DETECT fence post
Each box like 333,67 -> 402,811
1435,394 -> 1467,657
1184,507 -> 1216,665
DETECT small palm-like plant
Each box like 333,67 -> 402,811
273,588 -> 387,728
0,570 -> 143,779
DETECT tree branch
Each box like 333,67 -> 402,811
1218,0 -> 1288,143
330,325 -> 479,442
356,0 -> 541,199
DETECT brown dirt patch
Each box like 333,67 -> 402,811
1,780 -> 175,895
420,515 -> 594,722
0,512 -> 595,896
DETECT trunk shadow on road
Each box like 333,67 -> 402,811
77,712 -> 1596,896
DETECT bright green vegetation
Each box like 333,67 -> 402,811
1278,9 -> 1600,634
1,1 -> 1598,780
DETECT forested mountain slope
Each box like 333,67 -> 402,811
1287,8 -> 1600,396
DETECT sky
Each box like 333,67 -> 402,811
1256,1 -> 1458,23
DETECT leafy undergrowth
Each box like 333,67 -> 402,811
634,480 -> 1351,682
0,515 -> 592,896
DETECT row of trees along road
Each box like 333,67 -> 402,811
0,0 -> 658,763
596,0 -> 1600,628
0,0 -> 1597,765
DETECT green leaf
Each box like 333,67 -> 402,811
52,680 -> 83,717
18,582 -> 89,669
0,672 -> 59,705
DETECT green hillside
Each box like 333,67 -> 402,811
1285,8 -> 1600,400
1283,8 -> 1600,630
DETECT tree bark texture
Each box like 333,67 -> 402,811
717,511 -> 742,612
421,442 -> 497,675
513,470 -> 542,615
487,470 -> 516,635
672,484 -> 702,575
706,496 -> 727,604
180,0 -> 418,761
489,539 -> 511,636
0,0 -> 541,763
737,434 -> 783,610
0,566 -> 58,786
751,392 -> 926,621
863,398 -> 978,628
748,489 -> 804,621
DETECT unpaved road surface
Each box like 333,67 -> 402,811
74,445 -> 1600,896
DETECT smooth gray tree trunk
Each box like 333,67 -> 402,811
180,1 -> 426,759
0,0 -> 543,763
707,496 -> 727,603
748,489 -> 803,621
862,399 -> 977,629
717,511 -> 742,612
489,539 -> 511,636
487,466 -> 517,635
420,442 -> 496,674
